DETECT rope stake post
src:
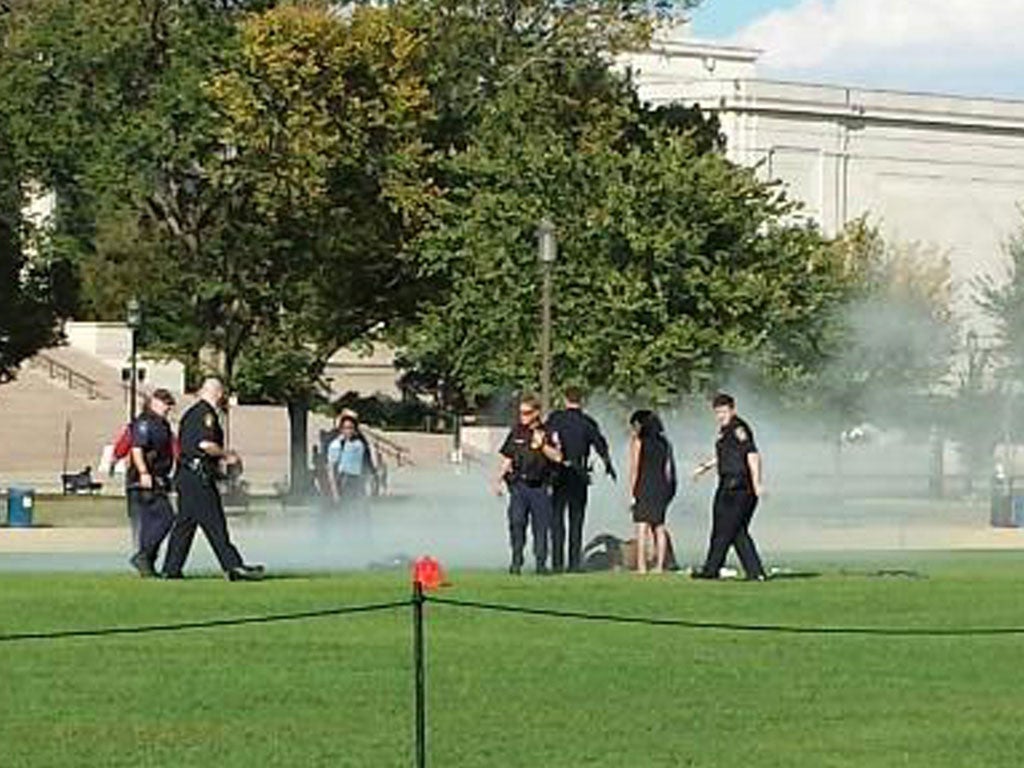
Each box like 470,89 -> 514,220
410,556 -> 443,768
412,579 -> 427,768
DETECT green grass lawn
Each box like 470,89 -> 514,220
2,554 -> 1024,767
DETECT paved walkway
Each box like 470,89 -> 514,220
0,527 -> 129,554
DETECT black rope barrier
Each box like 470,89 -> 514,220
4,584 -> 1022,768
426,595 -> 1024,637
0,599 -> 411,643
3,592 -> 1022,644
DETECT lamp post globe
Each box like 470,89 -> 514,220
537,218 -> 557,264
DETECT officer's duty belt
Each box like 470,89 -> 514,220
511,476 -> 547,488
182,457 -> 216,479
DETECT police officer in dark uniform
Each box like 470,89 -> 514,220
692,392 -> 767,581
494,394 -> 564,575
162,377 -> 263,581
546,386 -> 616,573
127,389 -> 177,577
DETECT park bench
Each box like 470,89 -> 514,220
61,466 -> 103,495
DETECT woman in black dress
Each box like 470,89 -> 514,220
628,410 -> 677,573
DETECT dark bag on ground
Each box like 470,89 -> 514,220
583,531 -> 679,572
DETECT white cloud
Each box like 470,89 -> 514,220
733,0 -> 1024,96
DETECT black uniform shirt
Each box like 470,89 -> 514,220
128,411 -> 175,485
178,400 -> 223,466
546,408 -> 611,472
716,416 -> 758,484
500,423 -> 558,486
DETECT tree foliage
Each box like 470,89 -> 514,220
207,2 -> 435,402
396,44 -> 852,405
0,144 -> 65,380
976,225 -> 1024,387
964,224 -> 1024,458
4,0 -> 937,451
0,40 -> 72,381
814,219 -> 957,431
0,0 -> 271,369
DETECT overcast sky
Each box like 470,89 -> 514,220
689,0 -> 1024,99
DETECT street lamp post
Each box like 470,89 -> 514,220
536,219 -> 557,414
126,297 -> 141,423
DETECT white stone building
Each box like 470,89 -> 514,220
622,26 -> 1024,325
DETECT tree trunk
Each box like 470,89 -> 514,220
287,398 -> 310,497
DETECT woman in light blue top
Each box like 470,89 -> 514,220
327,414 -> 376,504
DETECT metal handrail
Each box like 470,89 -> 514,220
27,352 -> 105,400
362,427 -> 414,467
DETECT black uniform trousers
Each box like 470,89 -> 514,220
551,469 -> 589,572
700,485 -> 765,578
507,481 -> 552,570
163,466 -> 244,576
128,489 -> 174,564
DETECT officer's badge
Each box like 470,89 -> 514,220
204,413 -> 216,429
735,426 -> 749,443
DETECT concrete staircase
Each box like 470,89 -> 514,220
0,346 -> 455,493
0,348 -> 136,491
23,345 -> 133,402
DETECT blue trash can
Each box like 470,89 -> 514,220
6,487 -> 35,527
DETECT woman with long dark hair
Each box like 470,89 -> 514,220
628,410 -> 677,573
326,410 -> 377,506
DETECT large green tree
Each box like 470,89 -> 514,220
0,1 -> 313,488
207,2 -> 436,491
0,135 -> 62,380
0,0 -> 274,358
0,10 -> 73,380
396,54 -> 851,404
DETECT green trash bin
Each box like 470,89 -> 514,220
6,487 -> 35,527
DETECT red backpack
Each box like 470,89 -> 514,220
111,423 -> 181,462
112,424 -> 133,460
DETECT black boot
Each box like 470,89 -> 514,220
226,566 -> 264,582
129,552 -> 156,578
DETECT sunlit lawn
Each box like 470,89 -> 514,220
2,553 -> 1023,767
